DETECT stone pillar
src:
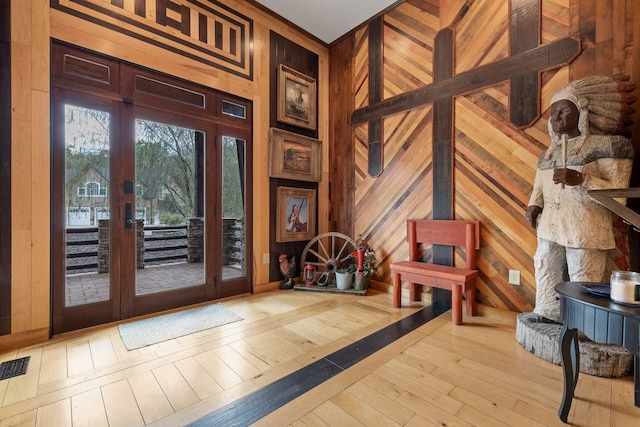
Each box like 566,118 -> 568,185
222,218 -> 245,269
98,219 -> 109,273
222,218 -> 231,265
136,219 -> 145,269
187,217 -> 204,263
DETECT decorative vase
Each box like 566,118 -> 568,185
353,272 -> 369,291
335,270 -> 353,290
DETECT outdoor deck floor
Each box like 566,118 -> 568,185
65,262 -> 243,306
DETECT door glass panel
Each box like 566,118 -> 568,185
64,104 -> 111,307
222,135 -> 246,280
134,119 -> 205,295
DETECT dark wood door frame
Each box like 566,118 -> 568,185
0,0 -> 11,336
51,89 -> 122,333
51,42 -> 253,334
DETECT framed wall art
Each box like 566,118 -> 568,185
276,186 -> 316,242
269,127 -> 321,182
277,64 -> 317,130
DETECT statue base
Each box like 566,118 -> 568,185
515,312 -> 632,378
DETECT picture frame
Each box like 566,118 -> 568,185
269,127 -> 322,182
277,64 -> 317,130
276,186 -> 316,242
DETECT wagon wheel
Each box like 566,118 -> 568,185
300,232 -> 358,286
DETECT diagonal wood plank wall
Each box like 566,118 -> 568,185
329,0 -> 640,313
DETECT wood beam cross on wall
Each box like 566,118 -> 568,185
351,1 -> 581,223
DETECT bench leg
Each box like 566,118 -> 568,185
409,283 -> 419,302
466,286 -> 476,316
392,273 -> 401,308
452,284 -> 462,325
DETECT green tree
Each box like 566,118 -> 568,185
222,136 -> 244,218
135,119 -> 197,223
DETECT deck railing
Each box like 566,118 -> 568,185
66,224 -> 189,273
65,218 -> 243,273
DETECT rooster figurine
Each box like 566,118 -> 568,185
278,254 -> 296,290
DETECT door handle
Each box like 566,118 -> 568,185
125,202 -> 133,229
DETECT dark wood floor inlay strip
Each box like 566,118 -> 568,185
189,305 -> 446,426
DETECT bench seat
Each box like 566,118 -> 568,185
390,220 -> 480,325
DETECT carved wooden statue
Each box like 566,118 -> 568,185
526,75 -> 636,322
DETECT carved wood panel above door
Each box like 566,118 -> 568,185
51,0 -> 254,79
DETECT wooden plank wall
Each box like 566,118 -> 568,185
268,32 -> 320,282
330,0 -> 640,312
7,0 -> 52,345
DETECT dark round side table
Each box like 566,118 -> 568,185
555,281 -> 640,423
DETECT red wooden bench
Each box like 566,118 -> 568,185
390,219 -> 480,325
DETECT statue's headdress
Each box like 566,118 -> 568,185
546,75 -> 636,158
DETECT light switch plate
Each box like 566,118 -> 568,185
508,269 -> 521,285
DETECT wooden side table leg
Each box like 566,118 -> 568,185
558,324 -> 580,423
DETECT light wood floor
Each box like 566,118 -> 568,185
0,288 -> 637,426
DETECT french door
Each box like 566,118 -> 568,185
51,43 -> 252,334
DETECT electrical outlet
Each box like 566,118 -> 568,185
508,269 -> 521,285
263,253 -> 270,264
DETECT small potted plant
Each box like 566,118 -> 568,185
335,263 -> 356,290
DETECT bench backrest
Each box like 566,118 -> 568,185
407,219 -> 480,269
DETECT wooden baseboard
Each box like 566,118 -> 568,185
369,279 -> 391,293
253,281 -> 282,293
0,327 -> 49,351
